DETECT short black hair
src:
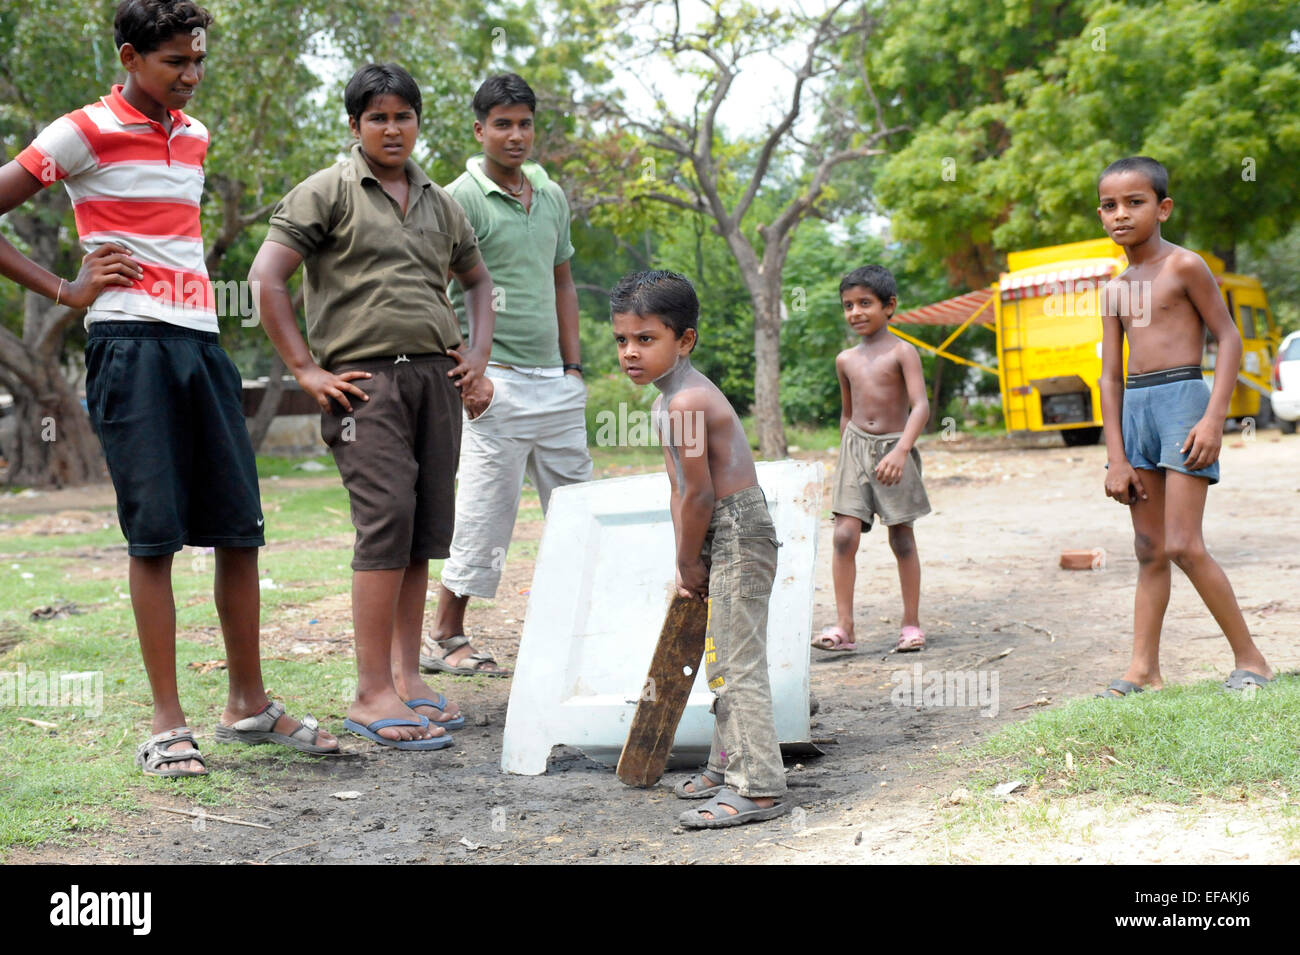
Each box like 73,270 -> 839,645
609,270 -> 699,347
345,64 -> 422,125
840,265 -> 897,305
1098,156 -> 1169,202
472,73 -> 537,122
114,0 -> 212,55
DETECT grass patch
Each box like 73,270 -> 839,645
256,454 -> 337,479
972,676 -> 1300,804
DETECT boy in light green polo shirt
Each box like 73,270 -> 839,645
424,73 -> 593,676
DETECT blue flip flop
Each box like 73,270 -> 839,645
343,715 -> 453,750
405,694 -> 466,731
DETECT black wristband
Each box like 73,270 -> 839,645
563,363 -> 583,374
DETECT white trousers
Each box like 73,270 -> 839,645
440,366 -> 593,598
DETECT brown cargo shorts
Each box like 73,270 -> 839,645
320,353 -> 461,570
831,422 -> 931,530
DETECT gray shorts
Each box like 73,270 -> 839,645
831,423 -> 931,529
1121,366 -> 1219,484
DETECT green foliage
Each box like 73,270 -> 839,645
1240,224 -> 1300,335
870,0 -> 1300,279
582,368 -> 653,445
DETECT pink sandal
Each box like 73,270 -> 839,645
896,626 -> 926,652
812,626 -> 857,652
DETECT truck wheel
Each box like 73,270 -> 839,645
1062,426 -> 1102,446
1281,418 -> 1297,435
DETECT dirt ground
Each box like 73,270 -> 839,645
5,430 -> 1298,865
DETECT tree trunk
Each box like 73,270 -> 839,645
246,352 -> 287,453
928,355 -> 946,433
1,353 -> 103,487
751,283 -> 787,460
725,232 -> 788,460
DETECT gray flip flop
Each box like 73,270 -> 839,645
213,700 -> 339,754
674,770 -> 725,800
679,788 -> 790,829
1096,679 -> 1144,699
1223,669 -> 1272,691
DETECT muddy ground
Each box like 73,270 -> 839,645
6,430 -> 1299,864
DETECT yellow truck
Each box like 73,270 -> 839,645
892,238 -> 1282,445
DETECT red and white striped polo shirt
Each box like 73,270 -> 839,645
16,85 -> 216,331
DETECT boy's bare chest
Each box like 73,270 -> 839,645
845,348 -> 903,396
1111,269 -> 1194,331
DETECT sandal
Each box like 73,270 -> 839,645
679,788 -> 790,829
135,726 -> 208,778
343,715 -> 453,751
1096,678 -> 1144,699
419,634 -> 511,677
1223,669 -> 1272,692
405,694 -> 465,731
213,700 -> 340,754
896,626 -> 926,652
811,626 -> 857,652
674,770 -> 725,800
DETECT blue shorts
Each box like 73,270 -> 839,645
1121,367 -> 1219,485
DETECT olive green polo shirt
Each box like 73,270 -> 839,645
445,157 -> 574,368
266,143 -> 482,370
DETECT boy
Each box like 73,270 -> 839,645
428,72 -> 592,677
1096,156 -> 1273,696
814,266 -> 931,654
0,0 -> 337,775
250,64 -> 496,748
610,270 -> 788,829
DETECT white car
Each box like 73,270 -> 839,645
1271,330 -> 1300,434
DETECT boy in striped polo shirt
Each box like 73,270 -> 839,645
0,0 -> 337,775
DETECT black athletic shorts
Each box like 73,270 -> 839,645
85,322 -> 264,556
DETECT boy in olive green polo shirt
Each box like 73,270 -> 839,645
251,64 -> 495,750
426,73 -> 593,677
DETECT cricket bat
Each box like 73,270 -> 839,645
616,593 -> 709,787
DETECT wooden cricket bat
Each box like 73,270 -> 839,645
616,593 -> 709,788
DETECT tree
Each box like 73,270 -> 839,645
871,0 -> 1300,281
1,0 -> 599,483
582,0 -> 903,459
0,0 -> 117,485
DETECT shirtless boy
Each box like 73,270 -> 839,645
814,266 -> 931,654
610,270 -> 788,829
1096,156 -> 1273,696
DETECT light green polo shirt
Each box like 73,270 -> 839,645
446,156 -> 575,368
267,143 -> 481,370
